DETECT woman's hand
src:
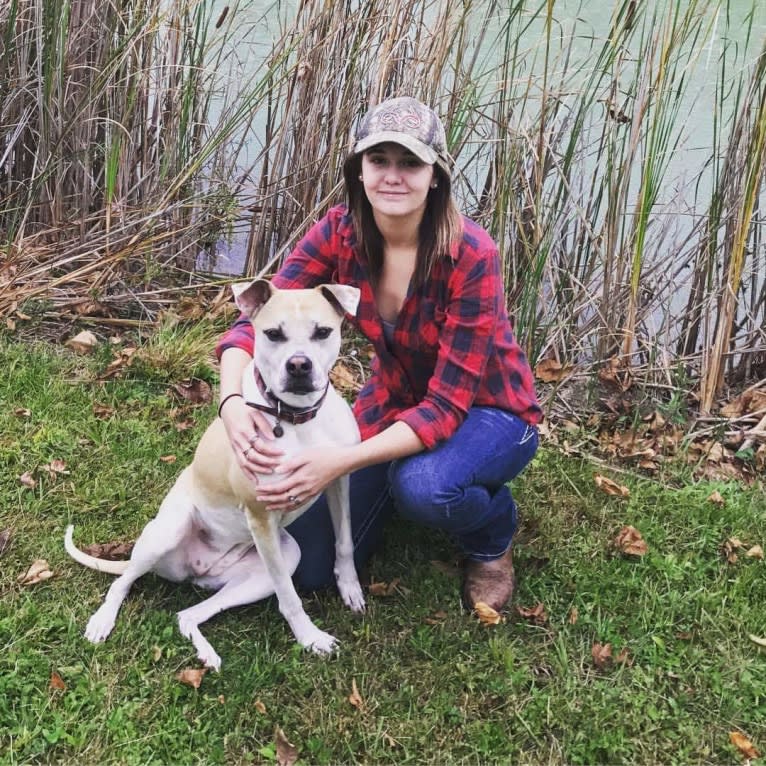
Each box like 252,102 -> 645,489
255,446 -> 354,511
219,395 -> 283,482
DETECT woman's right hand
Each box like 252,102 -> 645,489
219,395 -> 284,482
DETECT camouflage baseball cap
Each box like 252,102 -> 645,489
353,96 -> 450,171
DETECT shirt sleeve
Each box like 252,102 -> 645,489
215,210 -> 342,359
395,244 -> 502,448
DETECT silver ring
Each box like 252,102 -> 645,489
243,446 -> 251,458
288,495 -> 299,504
249,432 -> 259,446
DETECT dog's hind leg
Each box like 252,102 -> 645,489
177,535 -> 300,670
325,475 -> 365,613
246,511 -> 337,654
85,472 -> 195,643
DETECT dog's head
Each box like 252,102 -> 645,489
232,279 -> 360,407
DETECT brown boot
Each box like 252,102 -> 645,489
461,547 -> 515,612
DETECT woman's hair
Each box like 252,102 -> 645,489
341,151 -> 463,288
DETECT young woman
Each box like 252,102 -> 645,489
216,96 -> 542,612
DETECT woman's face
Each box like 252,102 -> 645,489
360,143 -> 435,223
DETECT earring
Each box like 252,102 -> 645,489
358,174 -> 363,181
430,181 -> 438,189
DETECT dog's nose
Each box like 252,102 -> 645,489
286,354 -> 313,377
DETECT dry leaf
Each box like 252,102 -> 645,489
49,672 -> 66,692
18,559 -> 53,585
474,601 -> 503,625
745,545 -> 763,560
330,361 -> 362,392
424,610 -> 448,625
516,602 -> 548,625
275,726 -> 299,766
568,607 -> 579,625
598,357 -> 633,392
176,667 -> 207,689
348,679 -> 364,709
592,642 -> 613,668
729,731 -> 760,760
254,699 -> 267,715
614,525 -> 648,556
615,647 -> 632,665
595,474 -> 630,498
707,490 -> 725,506
82,540 -> 133,560
152,646 -> 163,662
748,634 -> 766,648
66,330 -> 98,354
93,403 -> 115,420
170,378 -> 212,405
722,537 -> 746,564
175,419 -> 195,432
14,408 -> 31,418
160,455 -> 177,464
42,459 -> 69,478
19,472 -> 37,489
368,578 -> 400,597
0,528 -> 12,556
535,358 -> 574,383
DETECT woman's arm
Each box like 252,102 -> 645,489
254,421 -> 425,511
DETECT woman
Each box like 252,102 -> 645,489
216,96 -> 542,612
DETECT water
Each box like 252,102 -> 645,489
202,0 -> 765,275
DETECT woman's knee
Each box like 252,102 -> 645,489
389,458 -> 460,524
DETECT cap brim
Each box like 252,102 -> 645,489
354,132 -> 439,165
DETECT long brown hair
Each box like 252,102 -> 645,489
341,151 -> 463,288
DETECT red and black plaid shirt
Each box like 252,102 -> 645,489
217,205 -> 542,449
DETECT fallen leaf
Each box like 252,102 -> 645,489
535,358 -> 575,383
348,679 -> 364,709
175,419 -> 195,432
474,601 -> 503,625
152,646 -> 162,662
176,667 -> 207,689
368,578 -> 400,596
748,634 -> 766,648
424,610 -> 448,625
516,602 -> 548,625
42,459 -> 69,479
49,672 -> 66,692
160,455 -> 177,464
170,378 -> 212,406
18,559 -> 53,585
93,403 -> 115,419
615,647 -> 632,665
745,545 -> 764,560
729,731 -> 760,759
592,641 -> 613,668
598,357 -> 633,392
65,330 -> 98,354
595,474 -> 630,497
0,528 -> 12,556
568,607 -> 579,625
707,490 -> 725,506
275,726 -> 299,766
330,361 -> 362,393
81,540 -> 133,560
614,525 -> 648,556
14,408 -> 31,418
19,472 -> 37,489
254,699 -> 267,715
722,537 -> 746,564
218,695 -> 225,704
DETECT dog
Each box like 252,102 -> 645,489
65,279 -> 365,670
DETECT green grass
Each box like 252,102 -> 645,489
1,329 -> 765,765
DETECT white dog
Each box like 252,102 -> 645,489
65,279 -> 365,670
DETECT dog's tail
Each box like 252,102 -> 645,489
64,525 -> 130,575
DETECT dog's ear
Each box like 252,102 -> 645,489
319,284 -> 361,318
232,279 -> 274,317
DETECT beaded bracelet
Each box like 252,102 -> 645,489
217,392 -> 243,418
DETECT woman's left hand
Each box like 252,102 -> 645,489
255,446 -> 353,512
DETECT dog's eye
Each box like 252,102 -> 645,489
312,326 -> 333,341
263,328 -> 286,342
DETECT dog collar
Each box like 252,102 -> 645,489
245,370 -> 330,437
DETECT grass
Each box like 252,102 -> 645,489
1,324 -> 765,764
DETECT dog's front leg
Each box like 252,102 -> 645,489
325,475 -> 365,613
245,508 -> 337,654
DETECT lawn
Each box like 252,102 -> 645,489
1,330 -> 764,765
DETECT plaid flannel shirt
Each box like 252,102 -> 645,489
216,205 -> 542,449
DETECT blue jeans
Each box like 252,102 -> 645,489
287,407 -> 538,590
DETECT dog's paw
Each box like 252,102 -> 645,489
299,627 -> 338,655
338,579 -> 366,613
177,611 -> 222,671
84,608 -> 117,643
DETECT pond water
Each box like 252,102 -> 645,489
203,0 -> 766,275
